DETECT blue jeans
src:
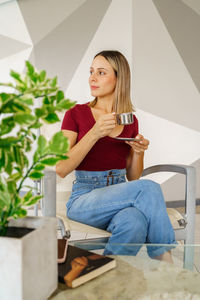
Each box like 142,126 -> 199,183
67,169 -> 176,258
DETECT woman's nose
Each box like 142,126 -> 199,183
90,73 -> 97,82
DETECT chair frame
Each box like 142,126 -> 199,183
41,164 -> 196,269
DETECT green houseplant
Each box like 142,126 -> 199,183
0,61 -> 75,236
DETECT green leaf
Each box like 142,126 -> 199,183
0,191 -> 10,207
4,152 -> 14,175
28,171 -> 44,180
51,76 -> 57,87
25,62 -> 38,83
0,178 -> 11,207
33,151 -> 40,163
49,95 -> 56,104
26,61 -> 34,75
39,70 -> 46,82
21,98 -> 34,105
21,152 -> 29,168
23,190 -> 32,204
0,116 -> 15,135
31,132 -> 37,140
49,131 -> 69,154
35,107 -> 47,118
0,149 -> 5,169
11,100 -> 28,112
37,135 -> 47,155
56,99 -> 76,110
13,146 -> 22,165
44,113 -> 59,123
13,207 -> 27,219
40,157 -> 61,166
14,194 -> 22,206
14,113 -> 36,125
25,195 -> 43,206
1,97 -> 31,114
7,179 -> 17,194
43,96 -> 50,105
0,92 -> 12,103
56,90 -> 64,103
55,154 -> 68,160
24,138 -> 32,152
0,137 -> 18,147
30,122 -> 42,129
10,172 -> 22,181
10,70 -> 23,83
33,164 -> 45,171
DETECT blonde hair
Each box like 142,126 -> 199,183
89,50 -> 135,113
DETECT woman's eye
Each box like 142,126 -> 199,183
99,71 -> 105,75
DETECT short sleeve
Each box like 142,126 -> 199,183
61,108 -> 78,132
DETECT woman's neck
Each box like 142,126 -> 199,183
95,96 -> 114,113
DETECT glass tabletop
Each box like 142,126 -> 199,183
71,242 -> 200,272
50,242 -> 200,299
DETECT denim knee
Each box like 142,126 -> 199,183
107,207 -> 148,243
138,179 -> 163,200
133,179 -> 166,213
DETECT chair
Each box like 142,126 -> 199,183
41,164 -> 196,269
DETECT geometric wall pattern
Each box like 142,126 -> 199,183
0,0 -> 199,200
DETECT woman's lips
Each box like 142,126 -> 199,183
90,86 -> 99,90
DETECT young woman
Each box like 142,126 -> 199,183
56,50 -> 176,262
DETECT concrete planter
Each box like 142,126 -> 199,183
0,216 -> 58,300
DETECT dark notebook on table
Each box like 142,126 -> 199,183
58,242 -> 116,288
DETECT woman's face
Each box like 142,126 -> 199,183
89,55 -> 117,99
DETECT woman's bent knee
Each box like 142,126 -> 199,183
108,207 -> 148,233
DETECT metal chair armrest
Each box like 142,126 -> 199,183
142,164 -> 195,176
142,164 -> 196,244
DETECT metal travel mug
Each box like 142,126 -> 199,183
116,112 -> 134,125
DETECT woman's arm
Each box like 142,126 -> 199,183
56,129 -> 98,178
56,113 -> 116,178
126,134 -> 149,181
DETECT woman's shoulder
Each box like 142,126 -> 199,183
61,102 -> 90,130
69,102 -> 90,114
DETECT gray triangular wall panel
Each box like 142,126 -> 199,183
31,0 -> 111,90
153,0 -> 200,94
0,34 -> 30,59
17,0 -> 87,44
182,0 -> 200,16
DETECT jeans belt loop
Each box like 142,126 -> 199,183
107,171 -> 114,186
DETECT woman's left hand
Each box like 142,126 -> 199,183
125,134 -> 149,154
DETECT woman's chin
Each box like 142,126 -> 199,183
91,91 -> 99,97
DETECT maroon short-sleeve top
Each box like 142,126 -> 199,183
61,103 -> 138,171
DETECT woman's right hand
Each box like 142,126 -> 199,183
91,113 -> 116,139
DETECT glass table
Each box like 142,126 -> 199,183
49,243 -> 200,300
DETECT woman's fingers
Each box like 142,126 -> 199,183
125,136 -> 149,153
